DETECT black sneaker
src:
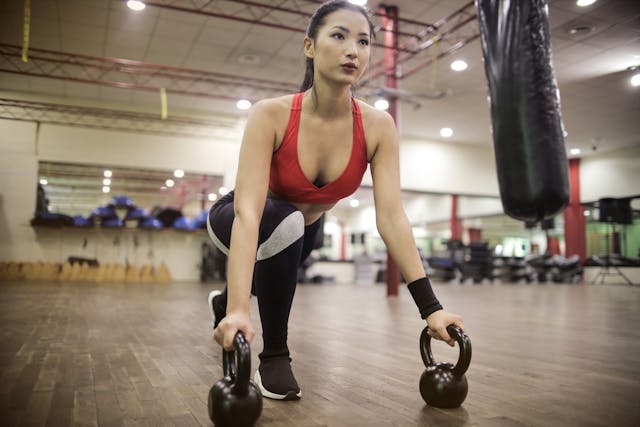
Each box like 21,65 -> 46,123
254,357 -> 301,400
207,290 -> 226,329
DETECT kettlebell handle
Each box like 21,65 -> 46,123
420,325 -> 472,378
221,332 -> 252,396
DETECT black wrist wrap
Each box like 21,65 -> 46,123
407,277 -> 443,319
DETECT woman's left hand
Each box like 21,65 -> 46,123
425,310 -> 465,347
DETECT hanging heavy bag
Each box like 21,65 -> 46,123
208,332 -> 262,427
476,0 -> 569,222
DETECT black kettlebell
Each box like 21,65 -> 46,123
208,332 -> 262,426
419,325 -> 472,408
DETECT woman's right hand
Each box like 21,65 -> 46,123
213,310 -> 256,351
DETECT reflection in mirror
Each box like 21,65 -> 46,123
36,161 -> 224,226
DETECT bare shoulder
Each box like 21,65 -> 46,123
355,99 -> 397,154
251,94 -> 295,121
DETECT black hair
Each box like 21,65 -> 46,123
300,0 -> 375,93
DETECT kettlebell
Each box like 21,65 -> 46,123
419,325 -> 472,408
208,332 -> 262,426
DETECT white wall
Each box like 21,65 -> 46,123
0,120 -> 40,260
392,139 -> 499,196
580,145 -> 640,202
404,194 -> 452,224
0,118 -> 241,281
458,196 -> 504,218
38,124 -> 242,176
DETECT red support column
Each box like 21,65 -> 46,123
340,223 -> 346,261
563,158 -> 586,262
200,174 -> 207,211
468,228 -> 482,243
450,195 -> 463,241
381,5 -> 400,296
178,183 -> 185,210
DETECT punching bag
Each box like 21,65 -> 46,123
476,0 -> 569,222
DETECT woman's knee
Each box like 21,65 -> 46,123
207,192 -> 235,255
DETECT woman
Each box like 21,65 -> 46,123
207,0 -> 464,401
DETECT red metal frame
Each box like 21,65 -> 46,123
0,1 -> 482,118
0,44 -> 298,101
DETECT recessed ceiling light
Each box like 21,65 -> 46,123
570,148 -> 581,155
39,178 -> 48,185
374,98 -> 389,110
174,169 -> 184,178
208,193 -> 218,202
349,199 -> 360,208
631,73 -> 640,87
349,0 -> 368,5
576,0 -> 596,6
103,178 -> 111,186
450,60 -> 468,71
104,169 -> 112,178
440,127 -> 453,138
236,99 -> 252,110
219,186 -> 229,195
102,186 -> 110,193
127,1 -> 146,11
166,179 -> 175,188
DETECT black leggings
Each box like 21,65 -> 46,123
207,191 -> 322,360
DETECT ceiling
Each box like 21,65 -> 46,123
0,0 -> 638,157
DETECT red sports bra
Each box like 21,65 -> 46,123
269,93 -> 368,205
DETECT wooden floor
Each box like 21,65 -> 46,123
0,279 -> 639,427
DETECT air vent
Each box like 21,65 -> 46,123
237,54 -> 262,65
568,25 -> 593,37
553,15 -> 612,41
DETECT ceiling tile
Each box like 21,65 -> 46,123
61,22 -> 106,45
548,5 -> 579,30
198,24 -> 249,48
0,73 -> 32,93
108,8 -> 159,34
154,17 -> 205,41
28,77 -> 66,96
107,30 -> 150,50
147,37 -> 191,56
59,3 -> 108,27
28,33 -> 62,51
60,38 -> 99,56
157,7 -> 206,25
587,0 -> 640,25
0,14 -> 24,45
144,51 -> 187,67
104,44 -> 146,61
64,82 -> 100,100
185,44 -> 232,65
29,0 -> 58,19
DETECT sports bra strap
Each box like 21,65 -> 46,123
292,92 -> 303,110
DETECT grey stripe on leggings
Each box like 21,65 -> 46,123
207,210 -> 304,261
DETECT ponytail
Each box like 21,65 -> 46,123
300,58 -> 315,92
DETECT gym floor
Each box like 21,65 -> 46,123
0,280 -> 638,427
